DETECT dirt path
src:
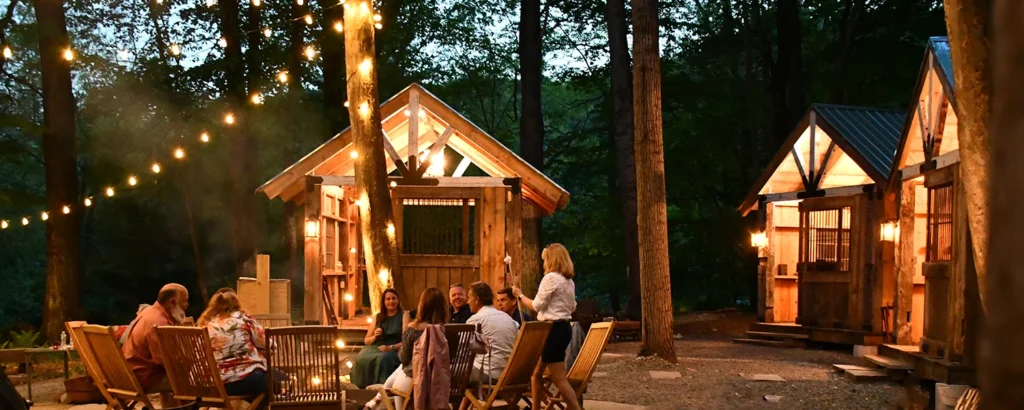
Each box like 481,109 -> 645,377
587,338 -> 905,410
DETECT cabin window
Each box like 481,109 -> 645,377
324,219 -> 337,268
803,207 -> 852,272
401,198 -> 476,255
927,184 -> 953,261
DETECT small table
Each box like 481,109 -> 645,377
0,347 -> 74,402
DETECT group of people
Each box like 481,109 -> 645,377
355,243 -> 582,410
114,243 -> 582,410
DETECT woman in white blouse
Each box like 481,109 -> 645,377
513,243 -> 580,410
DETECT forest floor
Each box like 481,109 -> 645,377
587,311 -> 913,410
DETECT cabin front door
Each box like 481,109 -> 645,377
797,196 -> 859,329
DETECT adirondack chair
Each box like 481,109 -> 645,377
155,326 -> 265,409
265,326 -> 346,409
77,324 -> 158,410
374,323 -> 478,410
530,321 -> 615,410
459,321 -> 552,410
64,321 -> 121,409
954,388 -> 980,410
254,314 -> 292,329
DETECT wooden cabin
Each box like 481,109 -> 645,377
739,104 -> 904,345
876,37 -> 978,385
257,83 -> 569,324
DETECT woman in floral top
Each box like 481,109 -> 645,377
198,291 -> 269,398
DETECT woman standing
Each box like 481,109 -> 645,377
513,243 -> 581,410
352,288 -> 406,388
197,291 -> 270,398
364,287 -> 449,409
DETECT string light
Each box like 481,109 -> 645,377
156,0 -> 163,4
343,101 -> 349,107
358,59 -> 372,74
277,71 -> 288,84
41,212 -> 49,221
152,163 -> 162,173
346,360 -> 353,368
224,113 -> 235,125
297,0 -> 303,5
170,44 -> 181,56
349,247 -> 356,253
304,45 -> 316,60
374,22 -> 382,30
304,14 -> 313,25
105,187 -> 115,197
63,47 -> 74,61
350,150 -> 358,159
344,293 -> 354,301
84,198 -> 92,207
2,46 -> 12,59
174,147 -> 186,159
200,132 -> 210,143
373,13 -> 382,22
62,205 -> 71,214
206,0 -> 217,7
218,37 -> 227,48
1,220 -> 7,229
252,0 -> 261,6
21,217 -> 29,226
333,21 -> 343,32
250,93 -> 263,105
128,176 -> 138,186
335,339 -> 346,348
390,181 -> 397,188
263,27 -> 272,38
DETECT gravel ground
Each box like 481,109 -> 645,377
586,338 -> 907,410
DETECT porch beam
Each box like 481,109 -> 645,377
758,183 -> 875,204
900,150 -> 961,180
315,175 -> 508,187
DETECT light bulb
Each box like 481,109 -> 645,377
349,247 -> 357,254
41,212 -> 49,221
335,339 -> 345,348
170,43 -> 181,56
84,198 -> 92,207
358,102 -> 369,117
386,223 -> 395,236
21,217 -> 29,226
350,150 -> 358,159
378,268 -> 389,282
360,2 -> 368,13
311,376 -> 321,386
218,37 -> 227,48
174,147 -> 185,159
304,14 -> 313,25
200,132 -> 210,143
128,176 -> 138,186
390,181 -> 397,188
106,187 -> 115,197
252,0 -> 261,6
358,59 -> 372,74
418,110 -> 426,120
62,206 -> 71,214
1,220 -> 7,229
250,93 -> 263,105
263,27 -> 272,38
63,48 -> 74,61
224,113 -> 235,125
373,13 -> 382,22
152,163 -> 162,173
374,22 -> 382,30
206,0 -> 216,6
2,46 -> 11,59
365,317 -> 372,324
297,0 -> 303,5
343,100 -> 349,107
277,71 -> 288,83
304,45 -> 316,60
346,360 -> 353,368
333,21 -> 343,32
403,109 -> 410,117
344,293 -> 354,301
156,0 -> 163,4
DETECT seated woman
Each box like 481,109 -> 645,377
197,291 -> 270,398
364,287 -> 449,409
351,288 -> 406,388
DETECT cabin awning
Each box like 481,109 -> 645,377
738,104 -> 904,215
256,83 -> 570,215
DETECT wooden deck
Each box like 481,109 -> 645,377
747,322 -> 885,346
878,344 -> 976,385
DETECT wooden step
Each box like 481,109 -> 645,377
746,331 -> 810,340
832,364 -> 889,381
732,338 -> 794,347
748,323 -> 809,336
863,354 -> 913,370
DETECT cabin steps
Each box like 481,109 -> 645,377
745,331 -> 810,340
879,344 -> 921,364
832,364 -> 889,382
732,338 -> 795,348
863,354 -> 914,371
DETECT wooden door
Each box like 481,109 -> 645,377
797,196 -> 858,328
921,166 -> 954,359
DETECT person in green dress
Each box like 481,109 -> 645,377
351,288 -> 406,388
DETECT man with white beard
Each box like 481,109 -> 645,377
121,283 -> 189,403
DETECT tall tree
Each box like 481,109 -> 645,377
769,0 -> 805,142
943,0 -> 992,312
344,1 -> 399,314
519,0 -> 544,297
34,0 -> 80,341
830,0 -> 865,103
220,0 -> 258,277
284,0 -> 307,307
987,1 -> 1024,406
631,0 -> 676,362
319,0 -> 345,132
605,0 -> 641,320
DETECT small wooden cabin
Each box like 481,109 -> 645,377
739,104 -> 904,345
257,83 -> 569,324
879,37 -> 978,385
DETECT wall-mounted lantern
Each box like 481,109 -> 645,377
880,221 -> 899,242
750,232 -> 768,248
304,219 -> 320,238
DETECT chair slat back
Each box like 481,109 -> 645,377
65,322 -> 101,383
265,326 -> 342,405
155,326 -> 229,402
491,321 -> 552,391
78,324 -> 151,406
253,314 -> 291,329
444,324 -> 477,403
954,387 -> 980,410
566,321 -> 614,392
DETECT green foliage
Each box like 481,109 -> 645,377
8,330 -> 42,348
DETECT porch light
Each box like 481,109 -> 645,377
335,339 -> 345,348
749,232 -> 767,248
881,221 -> 899,242
304,219 -> 320,238
344,293 -> 354,301
311,376 -> 321,386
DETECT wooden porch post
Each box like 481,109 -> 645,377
303,178 -> 323,322
895,179 -> 916,344
764,202 -> 776,323
504,179 -> 523,288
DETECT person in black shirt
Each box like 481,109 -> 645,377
495,287 -> 532,325
448,283 -> 472,323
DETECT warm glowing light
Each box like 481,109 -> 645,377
304,45 -> 316,60
151,163 -> 162,173
62,205 -> 71,215
84,198 -> 92,207
206,0 -> 217,6
335,339 -> 346,348
106,187 -> 115,197
373,13 -> 382,22
311,376 -> 322,386
750,232 -> 767,248
354,199 -> 365,207
349,247 -> 356,254
170,43 -> 181,56
21,217 -> 29,226
1,220 -> 7,229
118,49 -> 130,60
41,212 -> 49,221
277,71 -> 288,83
350,150 -> 359,159
346,360 -> 353,368
365,317 -> 372,324
305,219 -> 320,238
2,46 -> 11,59
374,22 -> 383,29
343,2 -> 350,9
252,0 -> 261,6
359,2 -> 368,13
224,113 -> 235,125
343,100 -> 349,107
63,48 -> 74,61
156,0 -> 163,4
386,223 -> 395,236
174,147 -> 186,159
390,181 -> 397,188
880,221 -> 899,242
378,268 -> 390,282
358,59 -> 372,74
128,176 -> 138,186
333,21 -> 343,32
304,14 -> 313,25
200,132 -> 210,143
418,110 -> 426,120
263,27 -> 272,38
403,109 -> 410,117
344,293 -> 354,301
250,93 -> 263,105
218,37 -> 228,48
297,0 -> 303,4
358,102 -> 369,117
424,153 -> 445,177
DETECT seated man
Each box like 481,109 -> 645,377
121,283 -> 189,395
465,282 -> 519,385
495,287 -> 532,325
449,283 -> 472,324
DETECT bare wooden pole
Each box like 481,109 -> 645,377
344,1 -> 399,314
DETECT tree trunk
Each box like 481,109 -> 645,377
605,0 -> 642,321
284,0 -> 305,312
181,167 -> 209,303
220,0 -> 257,278
344,2 -> 399,315
631,0 -> 676,362
770,0 -> 805,143
318,0 -> 345,132
288,0 -> 305,89
986,2 -> 1024,406
829,0 -> 865,103
34,0 -> 80,342
519,0 -> 545,298
943,0 -> 992,313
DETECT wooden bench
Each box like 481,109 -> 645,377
611,320 -> 640,342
